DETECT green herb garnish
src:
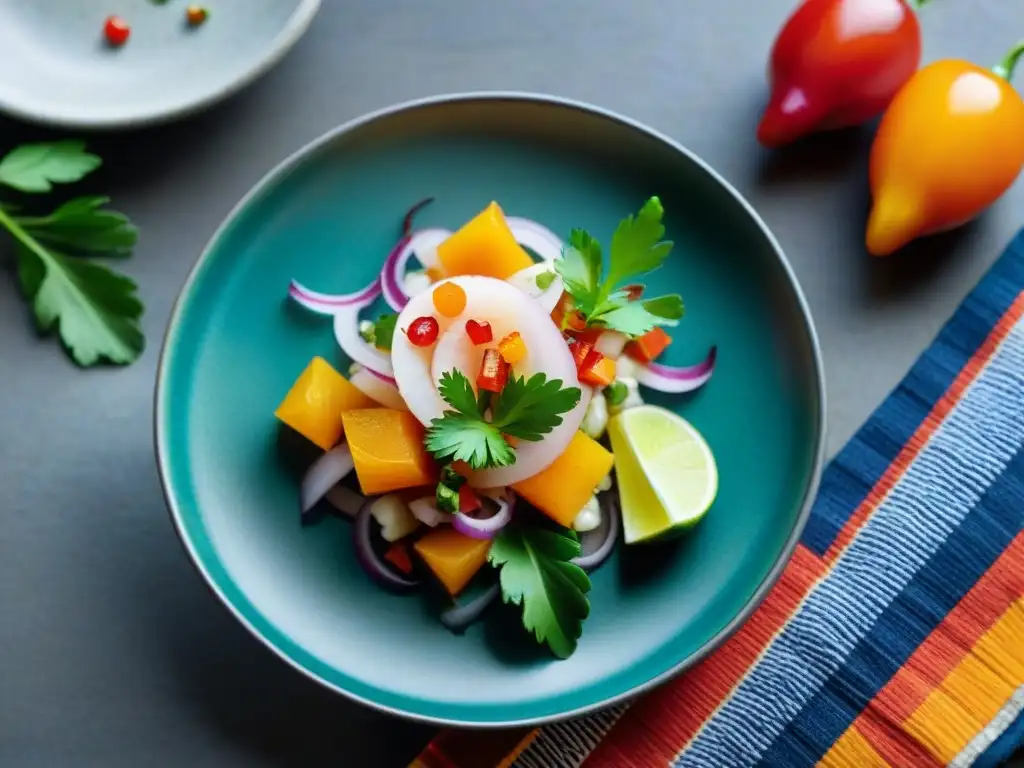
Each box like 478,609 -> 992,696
554,197 -> 683,337
489,522 -> 592,658
424,370 -> 581,469
435,465 -> 466,514
0,141 -> 143,367
604,380 -> 628,407
372,313 -> 398,350
535,270 -> 556,291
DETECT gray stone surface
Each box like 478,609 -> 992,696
1,0 -> 1021,765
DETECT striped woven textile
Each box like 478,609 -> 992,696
411,231 -> 1024,768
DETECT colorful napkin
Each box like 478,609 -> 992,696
412,231 -> 1024,768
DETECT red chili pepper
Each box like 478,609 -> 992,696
578,349 -> 617,387
477,349 -> 509,393
757,0 -> 926,149
568,339 -> 593,371
464,319 -> 493,345
104,16 -> 131,47
384,543 -> 413,574
407,316 -> 439,347
458,485 -> 481,514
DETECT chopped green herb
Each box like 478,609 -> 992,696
535,270 -> 556,291
435,466 -> 466,514
489,522 -> 591,658
424,370 -> 581,469
372,313 -> 398,350
605,380 -> 628,407
554,197 -> 684,338
0,141 -> 143,367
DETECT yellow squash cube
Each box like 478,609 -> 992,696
413,528 -> 492,596
342,408 -> 437,495
512,431 -> 614,527
274,357 -> 377,450
437,201 -> 536,280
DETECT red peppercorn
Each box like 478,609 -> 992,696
104,16 -> 130,47
407,316 -> 439,347
464,319 -> 493,346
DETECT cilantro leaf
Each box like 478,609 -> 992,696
489,522 -> 592,658
605,196 -> 673,289
554,229 -> 602,315
15,242 -> 144,366
16,197 -> 138,257
424,414 -> 515,469
436,370 -> 482,417
0,141 -> 101,193
372,313 -> 398,350
595,294 -> 684,336
491,373 -> 582,441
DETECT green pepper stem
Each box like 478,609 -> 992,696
994,40 -> 1024,81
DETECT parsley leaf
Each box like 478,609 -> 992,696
491,373 -> 582,441
0,141 -> 101,193
553,197 -> 684,338
372,313 -> 398,350
0,141 -> 144,367
424,414 -> 515,469
606,196 -> 673,288
424,370 -> 581,469
489,522 -> 591,658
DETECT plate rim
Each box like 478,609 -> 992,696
0,0 -> 321,130
153,91 -> 827,728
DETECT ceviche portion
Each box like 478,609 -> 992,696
274,197 -> 718,658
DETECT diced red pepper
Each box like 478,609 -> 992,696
565,310 -> 587,331
568,339 -> 593,370
566,327 -> 602,345
624,327 -> 673,364
623,284 -> 644,301
465,319 -> 493,345
384,543 -> 414,574
477,349 -> 509,393
579,349 -> 617,387
550,291 -> 573,328
458,485 -> 481,513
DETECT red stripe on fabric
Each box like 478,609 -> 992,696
847,534 -> 1024,767
824,293 -> 1024,564
583,544 -> 827,767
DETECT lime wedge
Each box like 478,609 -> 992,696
607,405 -> 718,544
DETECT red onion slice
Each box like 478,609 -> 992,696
506,217 -> 564,262
287,278 -> 381,315
381,228 -> 453,312
452,489 -> 515,540
300,444 -> 355,515
634,346 -> 717,394
572,491 -> 621,572
353,499 -> 421,592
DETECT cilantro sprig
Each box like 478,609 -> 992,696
554,196 -> 684,337
0,141 -> 143,366
424,370 -> 581,469
489,521 -> 592,658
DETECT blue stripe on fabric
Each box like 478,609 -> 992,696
757,446 -> 1024,767
974,711 -> 1024,768
675,318 -> 1024,768
801,231 -> 1024,557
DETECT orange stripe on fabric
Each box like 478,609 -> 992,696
818,725 -> 893,768
582,544 -> 827,767
825,534 -> 1024,768
410,728 -> 535,768
496,730 -> 539,768
904,602 -> 1024,764
823,292 -> 1024,564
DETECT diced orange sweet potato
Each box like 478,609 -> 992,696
274,357 -> 378,450
437,202 -> 535,280
512,431 -> 614,527
413,528 -> 491,596
342,408 -> 437,494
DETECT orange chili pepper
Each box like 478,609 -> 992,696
866,41 -> 1024,256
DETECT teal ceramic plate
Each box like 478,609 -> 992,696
156,94 -> 825,727
0,0 -> 319,129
